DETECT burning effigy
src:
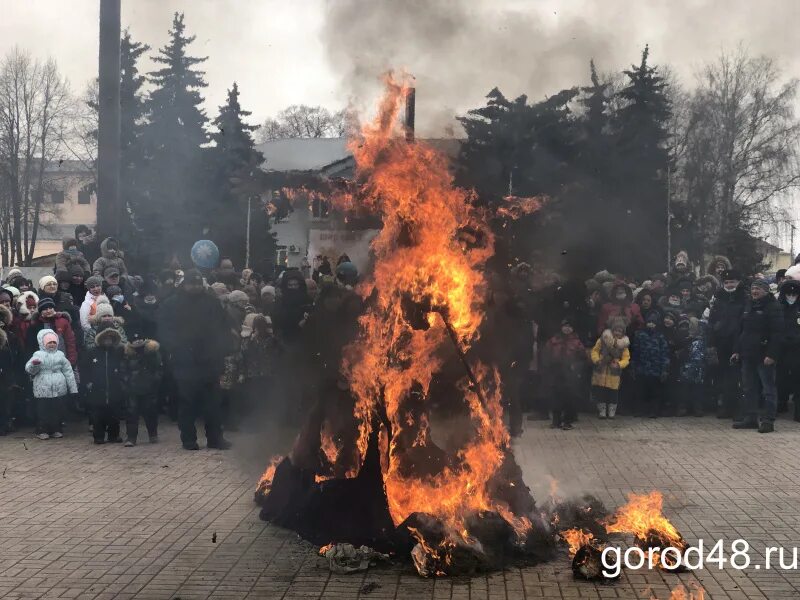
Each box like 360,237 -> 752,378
254,73 -> 553,575
254,73 -> 693,581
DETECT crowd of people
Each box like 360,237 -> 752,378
0,227 -> 360,450
1,229 -> 798,447
508,250 -> 800,435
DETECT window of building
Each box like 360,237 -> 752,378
50,191 -> 65,204
78,190 -> 92,205
311,197 -> 330,219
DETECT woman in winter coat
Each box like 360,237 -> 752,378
25,297 -> 78,367
590,317 -> 631,419
12,291 -> 39,356
92,237 -> 127,277
597,283 -> 644,335
25,329 -> 77,439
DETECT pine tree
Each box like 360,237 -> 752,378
118,30 -> 150,264
612,45 -> 672,275
206,83 -> 272,269
141,12 -> 209,264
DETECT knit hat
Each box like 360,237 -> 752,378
2,285 -> 19,300
38,275 -> 58,290
608,316 -> 627,333
86,275 -> 103,289
5,268 -> 22,280
260,285 -> 276,299
106,285 -> 123,297
560,315 -> 575,328
37,297 -> 56,312
95,298 -> 114,319
751,278 -> 770,293
780,279 -> 800,295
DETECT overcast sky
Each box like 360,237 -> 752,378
1,0 -> 798,135
1,0 -> 799,248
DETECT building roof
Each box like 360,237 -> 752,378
256,138 -> 350,172
256,137 -> 464,174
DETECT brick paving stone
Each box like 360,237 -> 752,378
2,415 -> 800,598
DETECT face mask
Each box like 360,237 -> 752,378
787,294 -> 798,305
67,248 -> 78,255
723,284 -> 738,293
615,294 -> 627,301
144,296 -> 157,305
112,295 -> 124,303
669,297 -> 681,306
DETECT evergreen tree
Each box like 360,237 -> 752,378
141,12 -> 208,265
612,45 -> 672,275
118,30 -> 150,264
206,83 -> 273,270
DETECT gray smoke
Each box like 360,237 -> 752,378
321,0 -> 800,137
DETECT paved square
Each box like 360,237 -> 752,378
1,415 -> 799,599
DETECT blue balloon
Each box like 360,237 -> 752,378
191,240 -> 220,269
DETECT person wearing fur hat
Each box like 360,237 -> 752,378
84,298 -> 127,350
694,275 -> 719,305
777,279 -> 800,419
55,237 -> 91,277
0,287 -> 12,309
732,278 -> 784,433
675,278 -> 708,318
85,325 -> 125,444
92,237 -> 127,277
666,250 -> 696,289
705,255 -> 732,280
122,334 -> 163,445
80,276 -> 105,331
596,282 -> 644,335
590,316 -> 630,419
542,316 -> 587,430
707,269 -> 747,418
26,297 -> 78,367
25,329 -> 77,439
632,310 -> 670,417
0,305 -> 20,434
12,291 -> 39,355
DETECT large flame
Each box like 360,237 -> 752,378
559,528 -> 594,558
606,491 -> 683,546
336,73 -> 529,547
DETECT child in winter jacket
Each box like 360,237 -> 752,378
675,316 -> 706,416
632,311 -> 670,417
122,335 -> 162,446
590,317 -> 630,419
55,237 -> 91,278
85,326 -> 125,444
542,316 -> 587,430
25,329 -> 77,439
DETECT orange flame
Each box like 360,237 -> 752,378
606,491 -> 684,548
559,528 -> 594,558
328,72 -> 531,565
256,455 -> 284,497
318,543 -> 335,556
497,195 -> 546,220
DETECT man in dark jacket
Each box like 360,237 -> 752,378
157,269 -> 232,450
777,279 -> 800,420
732,278 -> 784,433
707,269 -> 747,418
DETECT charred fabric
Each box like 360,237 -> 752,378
253,75 -> 689,579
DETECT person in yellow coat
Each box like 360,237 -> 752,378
591,316 -> 631,419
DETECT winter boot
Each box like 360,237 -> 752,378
607,404 -> 618,419
758,421 -> 775,434
597,403 -> 607,419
